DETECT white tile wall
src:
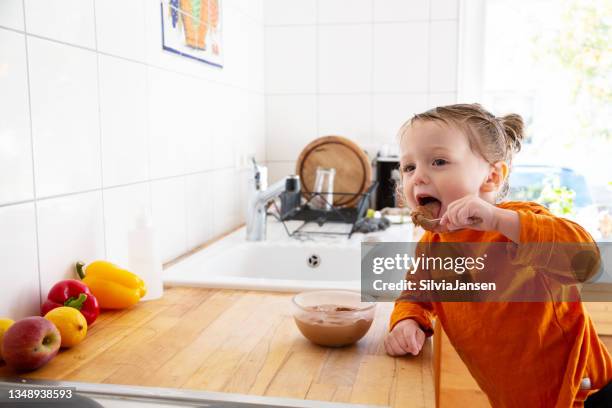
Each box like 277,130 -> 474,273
242,0 -> 264,23
265,0 -> 460,158
429,20 -> 458,92
373,0 -> 430,22
428,92 -> 458,107
37,191 -> 105,302
94,0 -> 146,62
267,161 -> 296,184
185,173 -> 214,250
266,95 -> 317,161
248,24 -> 265,93
212,86 -> 239,169
24,0 -> 96,48
0,29 -> 34,205
147,67 -> 186,179
264,0 -> 317,26
431,0 -> 459,20
0,2 -> 266,316
373,22 -> 429,93
0,203 -> 39,319
318,24 -> 372,93
318,0 -> 372,24
151,178 -> 187,262
372,93 -> 429,142
183,80 -> 215,174
248,93 -> 267,162
0,0 -> 25,30
265,26 -> 317,94
212,168 -> 240,236
103,183 -> 151,266
27,37 -> 101,198
222,6 -> 247,89
318,94 -> 371,144
98,55 -> 149,187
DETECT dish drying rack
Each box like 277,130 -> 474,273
269,182 -> 378,239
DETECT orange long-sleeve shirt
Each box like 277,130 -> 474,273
389,201 -> 612,407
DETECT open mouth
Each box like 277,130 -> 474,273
415,195 -> 442,219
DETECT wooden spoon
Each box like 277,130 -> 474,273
412,213 -> 483,232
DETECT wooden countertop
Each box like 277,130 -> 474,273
0,287 -> 435,407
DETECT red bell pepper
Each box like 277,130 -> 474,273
41,279 -> 100,325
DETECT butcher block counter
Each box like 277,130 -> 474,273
0,287 -> 435,407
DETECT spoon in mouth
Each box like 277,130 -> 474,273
412,212 -> 482,232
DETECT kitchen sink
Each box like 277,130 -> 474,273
164,218 -> 413,292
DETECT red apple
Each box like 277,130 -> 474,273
2,316 -> 61,372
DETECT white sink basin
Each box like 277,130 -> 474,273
164,218 -> 413,292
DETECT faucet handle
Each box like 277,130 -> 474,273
251,157 -> 261,190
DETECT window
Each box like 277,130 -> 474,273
460,0 -> 611,239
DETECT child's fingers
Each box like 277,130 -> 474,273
446,201 -> 463,228
387,334 -> 408,356
383,335 -> 396,356
396,329 -> 413,353
384,333 -> 402,356
402,327 -> 422,355
409,331 -> 424,355
383,336 -> 394,355
415,329 -> 426,353
457,205 -> 473,225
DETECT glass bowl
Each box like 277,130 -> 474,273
292,290 -> 376,347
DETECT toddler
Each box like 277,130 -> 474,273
384,104 -> 612,407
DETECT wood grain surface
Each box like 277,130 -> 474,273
0,287 -> 435,408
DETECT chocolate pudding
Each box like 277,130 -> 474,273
411,201 -> 440,231
294,304 -> 374,347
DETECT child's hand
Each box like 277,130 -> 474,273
384,318 -> 426,356
439,195 -> 500,232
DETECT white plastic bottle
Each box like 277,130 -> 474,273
128,208 -> 164,300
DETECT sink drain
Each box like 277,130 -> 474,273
307,254 -> 321,268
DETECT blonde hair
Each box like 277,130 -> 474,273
398,103 -> 525,201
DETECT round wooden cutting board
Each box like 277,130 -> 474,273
296,136 -> 372,207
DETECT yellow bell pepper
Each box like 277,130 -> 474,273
76,261 -> 147,309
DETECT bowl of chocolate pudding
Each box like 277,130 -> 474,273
292,290 -> 376,347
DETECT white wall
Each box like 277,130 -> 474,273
264,0 -> 459,182
0,0 -> 265,318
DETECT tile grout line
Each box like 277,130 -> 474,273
144,70 -> 154,244
263,18 -> 459,28
454,4 -> 460,103
427,0 -> 433,105
0,25 -> 266,97
92,0 -> 108,259
370,0 -> 375,145
20,0 -> 43,306
266,91 -> 435,96
315,0 -> 320,137
142,0 -> 154,247
183,174 -> 189,253
0,167 -> 235,210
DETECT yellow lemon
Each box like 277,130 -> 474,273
44,307 -> 87,348
0,318 -> 15,361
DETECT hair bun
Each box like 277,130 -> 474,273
498,113 -> 524,153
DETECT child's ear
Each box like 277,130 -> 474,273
481,161 -> 508,192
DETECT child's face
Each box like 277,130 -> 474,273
399,120 -> 493,218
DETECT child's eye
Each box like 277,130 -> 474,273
432,159 -> 448,166
402,164 -> 415,173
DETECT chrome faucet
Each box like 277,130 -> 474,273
246,159 -> 299,241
